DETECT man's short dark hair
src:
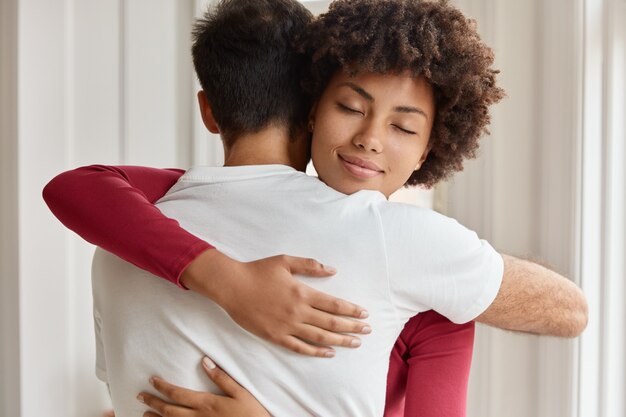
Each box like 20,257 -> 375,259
192,0 -> 312,145
299,0 -> 505,188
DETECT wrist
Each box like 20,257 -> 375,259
179,248 -> 242,304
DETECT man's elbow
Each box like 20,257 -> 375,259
559,288 -> 589,338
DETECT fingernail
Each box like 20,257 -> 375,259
350,338 -> 362,347
360,310 -> 369,319
136,394 -> 145,404
149,376 -> 156,385
361,325 -> 372,334
202,356 -> 216,370
324,350 -> 336,358
323,264 -> 337,274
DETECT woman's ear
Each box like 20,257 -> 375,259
415,144 -> 432,170
197,91 -> 220,134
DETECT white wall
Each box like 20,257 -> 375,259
2,0 -> 201,415
1,0 -> 20,415
440,1 -> 581,416
578,1 -> 626,416
443,1 -> 537,415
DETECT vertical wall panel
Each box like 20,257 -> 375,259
73,0 -> 122,164
124,0 -> 181,166
71,1 -> 125,414
445,1 -> 581,416
534,1 -> 581,417
18,0 -> 73,415
603,3 -> 626,415
175,0 -> 195,168
448,1 -> 539,416
0,0 -> 20,415
577,0 -> 606,415
577,0 -> 626,414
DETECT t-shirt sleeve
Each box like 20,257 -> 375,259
42,165 -> 213,287
377,203 -> 503,324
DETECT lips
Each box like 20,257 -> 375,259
338,153 -> 383,179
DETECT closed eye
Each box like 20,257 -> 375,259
337,102 -> 364,115
392,125 -> 416,135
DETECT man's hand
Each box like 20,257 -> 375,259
138,356 -> 270,417
180,250 -> 371,358
476,254 -> 588,337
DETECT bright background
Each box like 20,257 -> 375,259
0,0 -> 624,416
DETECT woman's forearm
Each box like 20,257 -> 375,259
43,164 -> 212,286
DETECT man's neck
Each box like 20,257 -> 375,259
222,125 -> 310,172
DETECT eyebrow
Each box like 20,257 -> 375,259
339,82 -> 374,101
338,82 -> 429,119
394,105 -> 428,119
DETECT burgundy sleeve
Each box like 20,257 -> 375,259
42,165 -> 213,287
384,311 -> 475,417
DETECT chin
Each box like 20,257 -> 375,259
341,182 -> 382,196
331,183 -> 358,195
321,178 -> 357,196
319,172 -> 382,196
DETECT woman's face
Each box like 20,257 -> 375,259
310,71 -> 435,198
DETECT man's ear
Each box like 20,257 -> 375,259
307,102 -> 319,132
197,91 -> 220,134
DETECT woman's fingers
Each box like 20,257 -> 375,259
281,255 -> 338,277
306,308 -> 372,335
201,357 -> 249,397
199,357 -> 270,416
281,335 -> 336,357
148,376 -> 204,409
138,391 -> 194,417
305,285 -> 369,319
285,308 -> 371,350
276,310 -> 371,355
297,323 -> 363,349
137,359 -> 270,417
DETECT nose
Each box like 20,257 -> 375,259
352,122 -> 384,153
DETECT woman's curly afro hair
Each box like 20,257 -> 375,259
298,0 -> 505,187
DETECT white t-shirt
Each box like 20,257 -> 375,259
93,164 -> 503,417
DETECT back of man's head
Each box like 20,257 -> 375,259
192,0 -> 312,145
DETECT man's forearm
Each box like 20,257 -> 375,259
476,254 -> 588,337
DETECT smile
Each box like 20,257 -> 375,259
338,154 -> 383,179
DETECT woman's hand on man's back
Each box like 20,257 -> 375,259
180,249 -> 372,357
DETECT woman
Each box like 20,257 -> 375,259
44,0 -> 503,415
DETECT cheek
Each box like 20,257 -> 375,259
311,120 -> 342,154
310,132 -> 331,177
388,143 -> 425,182
390,140 -> 422,165
311,131 -> 329,157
